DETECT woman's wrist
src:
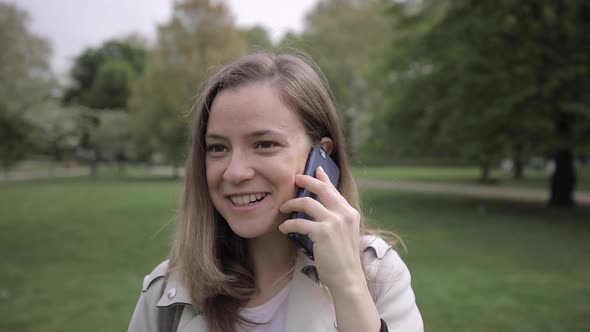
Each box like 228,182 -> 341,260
329,277 -> 381,332
320,258 -> 365,291
328,274 -> 368,299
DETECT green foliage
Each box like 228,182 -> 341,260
129,0 -> 247,167
372,0 -> 590,198
64,37 -> 146,109
277,31 -> 304,50
26,101 -> 81,162
0,3 -> 54,171
299,0 -> 392,150
62,37 -> 145,176
0,2 -> 54,110
239,25 -> 274,50
0,107 -> 34,173
85,60 -> 137,109
378,0 -> 590,157
93,110 -> 131,161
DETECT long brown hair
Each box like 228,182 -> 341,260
169,52 -> 365,332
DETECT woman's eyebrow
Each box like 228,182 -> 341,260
251,129 -> 284,138
205,133 -> 226,140
206,130 -> 286,140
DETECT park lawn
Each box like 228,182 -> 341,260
1,178 -> 589,332
362,189 -> 590,332
0,177 -> 180,331
354,165 -> 590,192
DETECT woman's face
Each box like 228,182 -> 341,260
205,82 -> 311,240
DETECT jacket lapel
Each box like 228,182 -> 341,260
176,308 -> 208,332
168,253 -> 338,332
283,253 -> 337,332
159,272 -> 208,332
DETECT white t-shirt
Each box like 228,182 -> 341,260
237,282 -> 292,332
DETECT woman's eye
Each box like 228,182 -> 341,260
206,144 -> 227,153
255,141 -> 278,149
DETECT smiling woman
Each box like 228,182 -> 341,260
205,82 -> 312,241
128,52 -> 423,332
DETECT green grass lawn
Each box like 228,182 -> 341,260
354,165 -> 590,192
1,178 -> 589,332
362,189 -> 590,332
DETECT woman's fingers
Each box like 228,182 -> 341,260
278,218 -> 315,236
279,217 -> 334,244
293,167 -> 341,207
280,196 -> 330,220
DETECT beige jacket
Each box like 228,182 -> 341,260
128,235 -> 423,332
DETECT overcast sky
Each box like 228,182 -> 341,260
12,0 -> 318,77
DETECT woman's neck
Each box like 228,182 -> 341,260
247,230 -> 297,294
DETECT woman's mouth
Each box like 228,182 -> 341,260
229,192 -> 269,206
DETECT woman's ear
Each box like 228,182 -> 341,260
319,137 -> 334,155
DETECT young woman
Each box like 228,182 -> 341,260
128,52 -> 423,332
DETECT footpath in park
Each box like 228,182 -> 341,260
0,168 -> 90,181
2,166 -> 589,205
356,178 -> 590,205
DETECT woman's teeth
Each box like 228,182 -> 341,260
230,193 -> 267,206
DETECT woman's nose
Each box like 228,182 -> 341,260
222,151 -> 255,184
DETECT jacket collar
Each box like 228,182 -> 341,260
164,251 -> 336,331
156,270 -> 192,308
162,236 -> 389,331
283,251 -> 337,332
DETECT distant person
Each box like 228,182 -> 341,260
128,52 -> 423,332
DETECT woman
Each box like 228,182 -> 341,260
128,52 -> 423,332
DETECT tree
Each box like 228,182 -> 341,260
84,59 -> 137,110
129,0 -> 246,176
94,110 -> 131,175
26,101 -> 81,177
239,25 -> 273,50
377,0 -> 590,205
0,107 -> 34,176
63,37 -> 146,176
277,31 -> 304,50
64,36 -> 146,110
300,0 -> 392,153
0,3 -> 54,173
75,107 -> 101,177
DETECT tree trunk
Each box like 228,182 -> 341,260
48,143 -> 60,179
90,148 -> 100,177
172,161 -> 179,179
513,144 -> 524,179
548,104 -> 576,206
116,152 -> 126,177
479,161 -> 491,183
513,159 -> 524,179
549,149 -> 576,206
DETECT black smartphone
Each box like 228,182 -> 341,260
288,145 -> 340,260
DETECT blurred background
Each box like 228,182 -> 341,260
1,0 -> 589,331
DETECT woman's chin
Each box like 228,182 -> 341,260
228,222 -> 285,241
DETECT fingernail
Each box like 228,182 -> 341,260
317,166 -> 324,173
